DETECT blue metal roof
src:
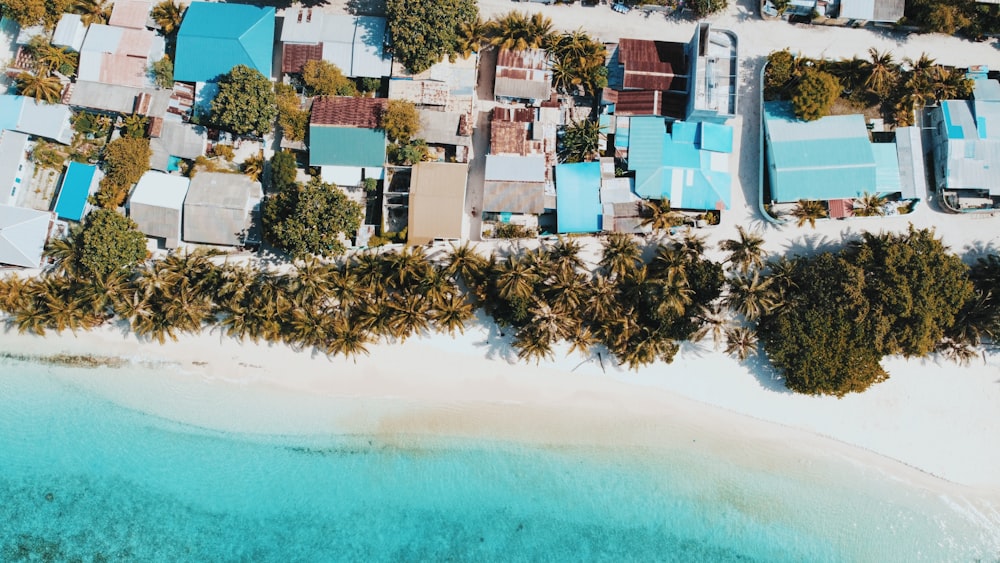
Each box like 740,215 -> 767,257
54,162 -> 97,221
175,3 -> 275,82
872,143 -> 901,193
308,126 -> 386,168
0,96 -> 20,132
628,117 -> 732,210
763,102 -> 877,202
556,162 -> 602,233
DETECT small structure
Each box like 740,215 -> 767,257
628,117 -> 733,210
108,0 -> 153,30
78,24 -> 164,88
482,154 -> 547,214
309,96 -> 387,186
0,95 -> 74,144
183,172 -> 262,246
556,162 -> 603,233
406,162 -> 468,245
128,171 -> 190,248
838,0 -> 905,23
174,3 -> 275,83
0,205 -> 51,268
494,49 -> 552,102
0,130 -> 31,207
149,121 -> 207,171
52,13 -> 87,52
68,81 -> 171,117
280,10 -> 391,78
54,162 -> 101,222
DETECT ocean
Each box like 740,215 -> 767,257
1,357 -> 998,562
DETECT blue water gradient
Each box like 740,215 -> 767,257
0,358 -> 997,562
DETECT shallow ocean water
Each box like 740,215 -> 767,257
1,358 -> 997,562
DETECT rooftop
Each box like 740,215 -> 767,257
0,95 -> 74,145
281,11 -> 391,78
52,13 -> 86,51
78,24 -> 162,88
407,162 -> 468,245
0,205 -> 50,268
54,162 -> 100,222
130,171 -> 190,210
0,130 -> 30,207
309,126 -> 386,168
839,0 -> 905,23
556,162 -> 603,233
109,0 -> 152,29
310,96 -> 387,128
175,3 -> 275,82
618,38 -> 688,92
495,49 -> 552,100
183,172 -> 262,246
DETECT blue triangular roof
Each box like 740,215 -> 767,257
175,3 -> 275,83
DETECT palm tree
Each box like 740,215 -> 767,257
325,317 -> 370,358
431,292 -> 475,335
599,233 -> 641,279
651,244 -> 689,283
445,242 -> 487,289
288,257 -> 334,308
151,0 -> 185,35
678,232 -> 707,260
865,48 -> 897,99
329,268 -> 361,309
514,325 -> 554,364
243,151 -> 265,182
386,294 -> 431,340
693,303 -> 731,349
829,55 -> 869,95
545,236 -> 585,273
488,11 -> 553,51
724,326 -> 758,361
719,226 -> 767,274
44,234 -> 80,276
723,271 -> 780,321
559,118 -> 602,163
790,199 -> 828,228
456,16 -> 492,59
494,255 -> 538,302
656,276 -> 694,318
16,73 -> 63,104
640,199 -> 684,233
73,0 -> 112,25
36,45 -> 78,76
853,192 -> 887,217
545,266 -> 587,312
121,113 -> 148,138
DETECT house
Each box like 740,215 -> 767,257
183,172 -> 262,246
78,23 -> 164,89
0,130 -> 31,206
53,162 -> 101,222
68,81 -> 171,116
838,0 -> 904,23
309,96 -> 387,186
0,205 -> 51,268
556,162 -> 603,233
494,49 -> 552,102
128,171 -> 190,248
628,117 -> 733,211
280,10 -> 391,78
149,121 -> 207,171
417,110 -> 473,162
52,14 -> 87,52
174,3 -> 275,83
0,95 -> 74,144
482,154 -> 547,214
406,162 -> 468,245
929,79 -> 1000,211
108,0 -> 152,30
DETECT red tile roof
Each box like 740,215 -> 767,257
310,96 -> 388,128
618,38 -> 688,92
281,43 -> 322,75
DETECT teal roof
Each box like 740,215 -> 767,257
175,3 -> 274,82
872,143 -> 901,193
54,162 -> 97,221
308,125 -> 386,168
628,117 -> 732,211
0,96 -> 19,132
763,102 -> 876,202
556,162 -> 602,233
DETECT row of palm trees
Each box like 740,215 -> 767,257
0,226 -> 784,369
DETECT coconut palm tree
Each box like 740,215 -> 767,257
36,44 -> 78,76
387,293 -> 431,340
693,303 -> 731,349
121,113 -> 149,139
494,255 -> 539,302
651,244 -> 689,284
829,55 -> 869,95
544,266 -> 587,312
431,292 -> 475,335
73,0 -> 112,25
656,276 -> 694,318
16,73 -> 63,104
640,199 -> 684,234
853,192 -> 887,217
243,152 -> 265,182
723,271 -> 780,321
325,317 -> 370,358
678,231 -> 707,260
865,48 -> 897,99
328,268 -> 361,309
559,118 -> 602,163
545,237 -> 585,273
456,16 -> 492,59
384,246 -> 431,291
445,242 -> 488,289
488,11 -> 553,51
719,226 -> 767,274
724,326 -> 758,361
790,199 -> 828,228
44,234 -> 80,276
151,0 -> 185,35
599,233 -> 641,279
514,325 -> 555,364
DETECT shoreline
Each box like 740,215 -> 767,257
3,319 -> 999,503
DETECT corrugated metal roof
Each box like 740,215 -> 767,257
3,95 -> 74,144
938,97 -> 1000,193
69,81 -> 171,117
495,49 -> 551,100
175,3 -> 274,82
309,125 -> 386,168
149,122 -> 207,171
52,14 -> 86,51
618,39 -> 688,91
556,162 -> 602,233
281,43 -> 323,74
483,181 -> 545,214
109,0 -> 152,29
55,162 -> 100,222
130,171 -> 190,209
388,79 -> 449,106
0,131 -> 29,206
418,110 -> 471,147
484,155 -> 545,182
407,162 -> 467,244
894,126 -> 924,200
0,204 -> 50,268
183,172 -> 261,246
282,13 -> 391,78
310,96 -> 386,128
872,143 -> 901,194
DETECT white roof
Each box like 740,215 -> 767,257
0,205 -> 50,268
0,130 -> 30,206
15,97 -> 74,145
282,12 -> 391,78
53,14 -> 87,52
485,155 -> 546,182
130,171 -> 190,210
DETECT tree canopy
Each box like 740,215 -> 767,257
79,209 -> 148,277
96,136 -> 151,208
381,100 -> 420,144
791,68 -> 842,121
209,65 -> 277,137
263,177 -> 363,259
300,60 -> 356,97
387,0 -> 478,73
275,83 -> 308,143
2,0 -> 71,27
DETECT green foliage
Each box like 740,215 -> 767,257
16,72 -> 62,104
791,68 -> 841,121
546,30 -> 607,96
488,11 -> 553,51
301,60 -> 357,97
269,150 -> 298,193
79,209 -> 147,277
213,144 -> 234,161
559,119 -> 601,163
387,140 -> 430,166
2,0 -> 71,27
764,49 -> 795,100
355,76 -> 381,94
150,0 -> 184,35
121,113 -> 149,139
490,223 -> 536,239
210,65 -> 277,137
275,84 -> 308,143
263,177 -> 363,259
387,0 -> 478,73
381,100 -> 420,143
150,56 -> 174,89
102,136 -> 150,186
73,112 -> 112,138
363,177 -> 378,193
687,0 -> 728,17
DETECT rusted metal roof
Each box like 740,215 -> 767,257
614,89 -> 687,119
490,120 -> 530,155
281,43 -> 322,74
495,49 -> 552,100
618,38 -> 688,92
310,96 -> 387,128
493,106 -> 535,123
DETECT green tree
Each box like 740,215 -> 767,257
790,199 -> 828,228
864,48 -> 898,99
16,72 -> 62,104
150,56 -> 174,89
719,226 -> 767,274
301,60 -> 357,97
764,49 -> 796,100
210,65 -> 277,137
78,209 -> 147,277
559,119 -> 601,163
121,113 -> 149,139
791,68 -> 842,121
275,83 -> 308,143
387,0 -> 478,73
72,0 -> 110,25
36,44 -> 78,76
151,0 -> 184,35
269,150 -> 298,193
381,100 -> 421,143
102,136 -> 150,186
263,177 -> 363,259
488,11 -> 553,51
688,0 -> 728,17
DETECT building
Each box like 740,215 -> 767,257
183,172 -> 262,246
78,23 -> 164,89
494,49 -> 552,102
108,0 -> 152,30
52,13 -> 87,52
555,162 -> 603,233
628,117 -> 733,211
0,205 -> 51,268
54,162 -> 101,222
68,81 -> 171,116
482,154 -> 547,215
309,96 -> 387,186
280,10 -> 391,78
174,3 -> 275,83
149,121 -> 207,171
0,95 -> 74,145
0,130 -> 31,207
406,162 -> 468,245
838,0 -> 904,23
929,79 -> 1000,211
128,171 -> 190,248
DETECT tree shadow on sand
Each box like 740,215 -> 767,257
744,349 -> 792,394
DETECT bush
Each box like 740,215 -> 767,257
301,60 -> 356,97
79,209 -> 148,277
791,68 -> 841,121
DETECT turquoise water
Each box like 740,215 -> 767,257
1,359 -> 998,562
